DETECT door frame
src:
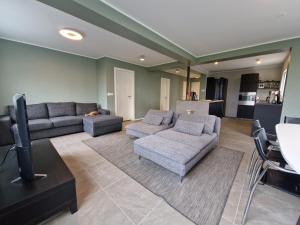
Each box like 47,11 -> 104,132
160,77 -> 170,111
114,67 -> 135,120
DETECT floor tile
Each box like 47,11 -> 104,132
139,200 -> 195,225
105,176 -> 161,224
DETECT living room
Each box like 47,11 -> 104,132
0,1 -> 300,225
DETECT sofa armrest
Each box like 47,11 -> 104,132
98,108 -> 110,115
0,115 -> 14,146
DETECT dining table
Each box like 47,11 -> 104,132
276,123 -> 300,224
276,123 -> 300,174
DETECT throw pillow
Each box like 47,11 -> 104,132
174,119 -> 205,136
179,114 -> 216,134
143,114 -> 163,126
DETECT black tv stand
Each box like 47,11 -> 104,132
0,139 -> 77,225
11,173 -> 47,184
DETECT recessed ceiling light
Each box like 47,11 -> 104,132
214,61 -> 219,65
175,69 -> 180,74
139,55 -> 145,61
59,28 -> 84,41
256,59 -> 261,64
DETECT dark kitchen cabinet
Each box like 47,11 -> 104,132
206,77 -> 228,108
239,74 -> 259,92
206,77 -> 228,100
237,105 -> 255,119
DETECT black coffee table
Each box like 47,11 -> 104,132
0,139 -> 77,225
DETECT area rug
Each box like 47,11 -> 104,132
83,131 -> 243,225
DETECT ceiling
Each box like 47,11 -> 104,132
103,0 -> 300,56
0,0 -> 175,67
192,51 -> 289,73
164,68 -> 200,78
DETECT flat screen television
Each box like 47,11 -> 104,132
12,93 -> 35,182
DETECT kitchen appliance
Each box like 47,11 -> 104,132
237,74 -> 259,119
206,77 -> 228,110
238,92 -> 256,106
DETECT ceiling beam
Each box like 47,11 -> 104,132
37,0 -> 195,64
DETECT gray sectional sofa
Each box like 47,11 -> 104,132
126,109 -> 175,138
6,102 -> 122,142
133,113 -> 221,181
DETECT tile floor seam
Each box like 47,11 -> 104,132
100,181 -> 137,225
102,173 -> 126,190
233,175 -> 247,225
136,198 -> 164,225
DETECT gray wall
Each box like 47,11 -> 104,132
209,65 -> 282,117
0,39 -> 98,114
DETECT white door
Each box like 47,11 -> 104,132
114,67 -> 135,120
182,81 -> 187,100
160,78 -> 170,111
191,82 -> 200,99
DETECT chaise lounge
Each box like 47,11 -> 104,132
133,114 -> 221,181
126,109 -> 175,138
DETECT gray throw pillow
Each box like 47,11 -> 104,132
174,119 -> 204,136
179,114 -> 216,134
143,114 -> 163,126
162,111 -> 174,125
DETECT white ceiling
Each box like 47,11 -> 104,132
0,0 -> 175,67
192,51 -> 289,73
103,0 -> 300,57
164,68 -> 200,78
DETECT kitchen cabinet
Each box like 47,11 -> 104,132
253,103 -> 282,137
239,74 -> 259,92
237,105 -> 255,119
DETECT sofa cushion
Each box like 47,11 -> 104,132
50,116 -> 83,128
76,103 -> 98,115
174,119 -> 204,136
28,119 -> 53,131
179,114 -> 216,134
143,113 -> 163,125
8,104 -> 49,121
83,115 -> 123,127
146,109 -> 174,125
8,105 -> 16,122
134,135 -> 199,165
27,103 -> 49,120
156,129 -> 217,150
127,122 -> 169,136
47,102 -> 75,117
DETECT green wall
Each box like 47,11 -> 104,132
96,57 -> 185,118
0,39 -> 98,114
0,39 -> 186,118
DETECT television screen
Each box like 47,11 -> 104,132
12,94 -> 34,181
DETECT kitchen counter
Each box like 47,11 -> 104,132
253,103 -> 283,137
176,100 -> 224,117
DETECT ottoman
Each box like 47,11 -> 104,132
83,115 -> 123,137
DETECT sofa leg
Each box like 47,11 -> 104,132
179,176 -> 183,183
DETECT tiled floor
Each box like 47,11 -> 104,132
43,118 -> 300,225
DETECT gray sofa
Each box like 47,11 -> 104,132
6,102 -> 119,142
126,109 -> 175,138
133,114 -> 221,181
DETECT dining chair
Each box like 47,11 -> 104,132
284,116 -> 300,124
248,126 -> 287,189
247,120 -> 262,174
242,128 -> 298,224
248,120 -> 281,188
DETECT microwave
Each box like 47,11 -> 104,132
238,92 -> 256,106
